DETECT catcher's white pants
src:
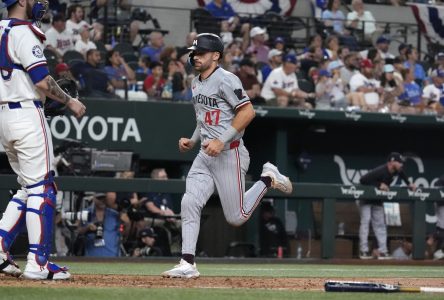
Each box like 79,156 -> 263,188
0,101 -> 54,253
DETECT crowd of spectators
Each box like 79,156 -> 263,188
22,0 -> 442,115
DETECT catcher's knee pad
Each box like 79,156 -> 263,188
0,189 -> 27,252
25,172 -> 57,266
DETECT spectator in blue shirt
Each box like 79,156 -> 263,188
396,69 -> 422,114
140,31 -> 165,63
104,50 -> 136,90
321,0 -> 346,35
205,0 -> 236,20
79,193 -> 124,257
403,47 -> 426,85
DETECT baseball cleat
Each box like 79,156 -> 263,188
261,162 -> 293,194
161,259 -> 200,279
0,251 -> 22,277
433,249 -> 444,260
22,260 -> 71,280
359,251 -> 373,260
376,252 -> 392,260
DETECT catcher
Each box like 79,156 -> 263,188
0,0 -> 85,280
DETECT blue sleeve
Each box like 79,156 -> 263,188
322,10 -> 332,20
27,63 -> 49,84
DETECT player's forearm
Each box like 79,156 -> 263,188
190,124 -> 201,143
231,103 -> 255,133
35,75 -> 72,104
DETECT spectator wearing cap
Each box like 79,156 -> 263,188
349,58 -> 383,111
78,192 -> 130,257
274,37 -> 285,52
235,59 -> 265,105
422,69 -> 444,113
261,54 -> 314,108
261,49 -> 283,82
346,0 -> 377,40
380,64 -> 403,110
315,69 -> 334,109
44,13 -> 74,60
358,153 -> 416,260
132,227 -> 163,257
403,47 -> 426,85
74,25 -> 97,59
247,27 -> 270,64
54,62 -> 82,91
375,36 -> 395,60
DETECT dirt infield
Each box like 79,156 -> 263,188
0,274 -> 443,290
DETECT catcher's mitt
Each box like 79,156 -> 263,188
44,78 -> 79,117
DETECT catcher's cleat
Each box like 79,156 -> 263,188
22,259 -> 70,280
261,162 -> 293,194
0,251 -> 22,277
161,259 -> 200,279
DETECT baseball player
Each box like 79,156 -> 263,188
0,0 -> 85,280
358,152 -> 416,260
162,33 -> 292,279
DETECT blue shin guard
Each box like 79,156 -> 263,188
26,172 -> 58,266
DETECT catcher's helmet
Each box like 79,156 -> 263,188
188,33 -> 224,55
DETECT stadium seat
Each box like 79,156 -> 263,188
63,50 -> 84,65
191,8 -> 221,34
113,42 -> 135,55
121,52 -> 138,63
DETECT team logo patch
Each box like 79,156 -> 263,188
32,45 -> 43,58
234,89 -> 243,100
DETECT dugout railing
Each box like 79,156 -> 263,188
0,175 -> 442,260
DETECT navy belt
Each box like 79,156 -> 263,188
7,101 -> 43,109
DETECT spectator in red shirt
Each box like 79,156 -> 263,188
144,62 -> 165,98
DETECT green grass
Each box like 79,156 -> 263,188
0,287 -> 442,300
46,261 -> 444,278
3,261 -> 444,300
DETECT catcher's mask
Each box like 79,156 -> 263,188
44,78 -> 78,117
1,0 -> 48,27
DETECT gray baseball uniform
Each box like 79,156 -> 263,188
181,67 -> 268,255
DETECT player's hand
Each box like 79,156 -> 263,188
67,98 -> 86,118
179,138 -> 195,152
379,183 -> 389,191
202,139 -> 224,157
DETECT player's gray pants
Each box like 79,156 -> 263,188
181,145 -> 268,255
359,203 -> 387,253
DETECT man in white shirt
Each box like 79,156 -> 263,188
261,54 -> 314,107
74,25 -> 97,58
375,36 -> 395,61
45,13 -> 73,59
422,69 -> 444,112
346,0 -> 377,40
349,59 -> 382,111
65,4 -> 89,43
